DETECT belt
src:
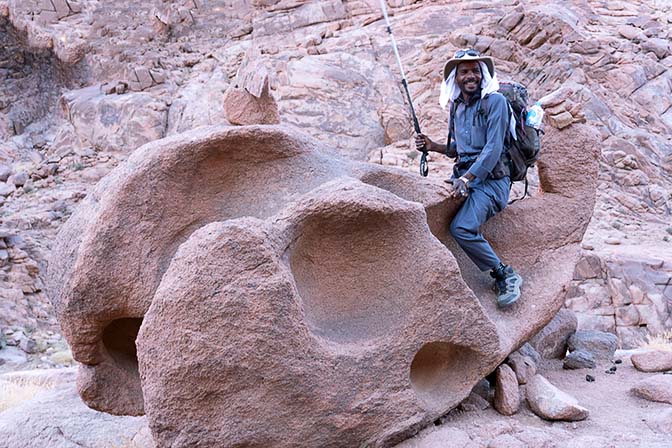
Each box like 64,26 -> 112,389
455,155 -> 477,169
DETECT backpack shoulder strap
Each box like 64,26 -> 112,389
446,101 -> 457,157
480,94 -> 490,116
483,92 -> 516,144
480,91 -> 508,116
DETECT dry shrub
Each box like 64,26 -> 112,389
641,329 -> 672,351
108,440 -> 138,448
108,436 -> 153,448
0,377 -> 53,413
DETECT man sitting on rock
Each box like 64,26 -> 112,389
415,49 -> 523,307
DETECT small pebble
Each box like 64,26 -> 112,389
609,366 -> 617,372
605,370 -> 615,375
614,359 -> 622,364
586,374 -> 595,382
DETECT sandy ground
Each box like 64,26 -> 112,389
1,351 -> 670,447
397,351 -> 672,448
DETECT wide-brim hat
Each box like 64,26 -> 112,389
443,50 -> 495,80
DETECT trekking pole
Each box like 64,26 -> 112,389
379,0 -> 428,177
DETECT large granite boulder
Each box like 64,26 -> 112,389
138,181 -> 500,446
48,122 -> 598,446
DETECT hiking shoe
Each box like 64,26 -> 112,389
490,264 -> 523,308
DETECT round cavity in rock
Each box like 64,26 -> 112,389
289,208 -> 417,345
410,341 -> 481,411
102,318 -> 142,379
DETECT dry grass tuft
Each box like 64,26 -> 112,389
640,329 -> 672,351
108,440 -> 135,448
108,437 -> 150,448
0,377 -> 54,413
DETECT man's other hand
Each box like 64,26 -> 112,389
446,178 -> 469,198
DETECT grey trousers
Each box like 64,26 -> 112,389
449,176 -> 510,271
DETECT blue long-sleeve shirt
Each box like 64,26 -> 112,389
451,92 -> 509,181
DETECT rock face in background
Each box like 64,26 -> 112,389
1,1 -> 667,360
48,121 -> 596,446
0,0 -> 668,443
60,87 -> 169,153
567,249 -> 672,348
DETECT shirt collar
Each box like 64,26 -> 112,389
456,90 -> 482,106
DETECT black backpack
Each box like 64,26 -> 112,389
448,81 -> 542,194
492,81 -> 542,183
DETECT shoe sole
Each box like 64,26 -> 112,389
497,277 -> 524,308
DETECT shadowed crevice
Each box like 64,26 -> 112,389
102,317 -> 141,373
410,341 -> 482,412
0,16 -> 84,136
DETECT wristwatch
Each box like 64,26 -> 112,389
458,176 -> 470,186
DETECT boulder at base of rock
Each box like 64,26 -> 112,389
631,374 -> 672,405
563,349 -> 596,370
8,171 -> 28,187
458,391 -> 491,412
567,330 -> 618,360
517,342 -> 542,365
494,364 -> 520,416
526,374 -> 589,421
529,309 -> 578,359
631,350 -> 672,372
507,351 -> 537,384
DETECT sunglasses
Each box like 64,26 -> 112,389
454,49 -> 480,58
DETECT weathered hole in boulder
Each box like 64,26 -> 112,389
102,318 -> 142,377
289,209 -> 416,345
410,341 -> 481,411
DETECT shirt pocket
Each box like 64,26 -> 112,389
471,125 -> 486,148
